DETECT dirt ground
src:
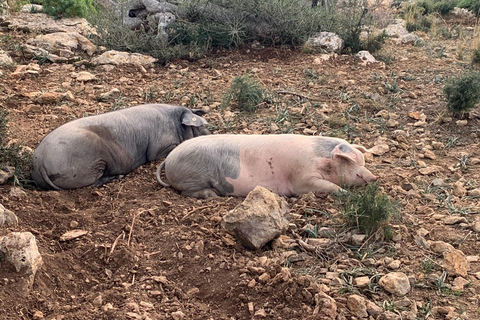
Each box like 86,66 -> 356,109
1,10 -> 480,320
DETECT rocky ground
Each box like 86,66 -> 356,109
1,8 -> 480,320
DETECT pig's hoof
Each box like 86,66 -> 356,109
182,189 -> 219,199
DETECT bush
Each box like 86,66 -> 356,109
0,110 -> 32,184
222,74 -> 264,113
43,0 -> 95,19
458,0 -> 480,16
335,183 -> 399,236
443,70 -> 480,115
434,0 -> 458,15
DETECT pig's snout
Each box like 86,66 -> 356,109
356,173 -> 378,184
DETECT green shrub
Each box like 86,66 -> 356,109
473,48 -> 480,64
458,0 -> 480,16
443,70 -> 480,115
416,0 -> 435,15
43,0 -> 95,19
0,110 -> 32,184
434,0 -> 458,15
222,74 -> 264,113
335,183 -> 399,236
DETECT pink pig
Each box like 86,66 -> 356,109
157,134 -> 377,198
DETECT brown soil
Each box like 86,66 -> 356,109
1,12 -> 480,320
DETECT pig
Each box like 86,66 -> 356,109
156,134 -> 377,198
32,104 -> 209,190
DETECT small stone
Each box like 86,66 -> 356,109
187,287 -> 200,296
32,310 -> 44,319
248,302 -> 254,315
92,294 -> 103,307
368,144 -> 389,156
379,272 -> 411,296
366,301 -> 383,318
0,204 -> 18,227
473,218 -> 480,232
451,276 -> 469,291
453,181 -> 466,197
456,120 -> 468,126
347,294 -> 368,318
59,229 -> 88,241
354,276 -> 370,287
171,311 -> 185,320
254,308 -> 267,317
102,303 -> 114,312
0,166 -> 15,184
443,248 -> 469,277
423,149 -> 436,160
139,301 -> 154,310
352,234 -> 366,245
258,273 -> 270,283
444,216 -> 468,225
387,260 -> 401,270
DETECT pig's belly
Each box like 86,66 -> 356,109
225,170 -> 294,197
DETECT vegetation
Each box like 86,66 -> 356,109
335,183 -> 400,236
443,70 -> 480,115
0,110 -> 32,184
405,0 -> 480,19
222,74 -> 264,113
43,0 -> 95,18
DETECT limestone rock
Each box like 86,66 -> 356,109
90,50 -> 157,67
355,51 -> 377,65
72,71 -> 96,82
354,276 -> 370,287
452,7 -> 475,19
23,32 -> 97,63
0,232 -> 43,290
396,34 -> 423,45
347,294 -> 368,318
221,186 -> 289,250
0,204 -> 18,227
453,181 -> 466,197
443,247 -> 469,277
451,276 -> 469,291
443,215 -> 467,225
10,63 -> 41,78
0,49 -> 14,66
384,19 -> 409,37
368,144 -> 389,156
379,272 -> 411,296
304,32 -> 344,53
366,301 -> 383,318
0,166 -> 15,184
313,291 -> 337,319
20,4 -> 43,13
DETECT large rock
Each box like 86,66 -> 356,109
384,19 -> 409,37
304,32 -> 344,53
90,50 -> 157,67
0,232 -> 43,290
428,240 -> 469,277
1,12 -> 97,37
313,291 -> 337,319
347,294 -> 368,318
23,32 -> 97,63
0,204 -> 18,227
221,186 -> 289,250
379,272 -> 411,296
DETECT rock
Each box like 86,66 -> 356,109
354,276 -> 370,287
387,260 -> 401,270
20,4 -> 44,13
377,311 -> 401,320
304,32 -> 344,53
73,71 -> 96,82
366,301 -> 383,318
452,7 -> 475,18
2,12 -> 96,37
23,32 -> 97,63
0,204 -> 18,227
9,187 -> 26,199
418,165 -> 442,175
347,294 -> 368,318
467,188 -> 480,197
254,308 -> 267,317
92,294 -> 103,308
313,291 -> 337,318
0,49 -> 14,66
0,166 -> 15,184
429,240 -> 454,253
379,272 -> 411,296
32,310 -> 44,319
423,149 -> 436,160
352,234 -> 366,245
451,276 -> 469,291
453,181 -> 466,197
90,50 -> 157,67
473,218 -> 480,232
368,144 -> 389,156
221,186 -> 289,250
355,50 -> 377,65
35,91 -> 65,104
443,215 -> 468,225
443,247 -> 469,277
396,34 -> 423,45
10,63 -> 41,78
456,120 -> 468,126
171,311 -> 185,320
98,88 -> 121,100
0,232 -> 43,291
59,229 -> 89,241
384,19 -> 409,37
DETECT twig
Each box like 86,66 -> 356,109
146,250 -> 162,259
182,204 -> 216,220
127,208 -> 152,247
275,90 -> 319,101
107,232 -> 124,262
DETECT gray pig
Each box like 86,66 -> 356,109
32,104 -> 209,190
157,134 -> 377,198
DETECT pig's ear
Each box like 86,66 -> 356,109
182,111 -> 208,127
351,144 -> 368,153
333,144 -> 365,166
191,108 -> 208,116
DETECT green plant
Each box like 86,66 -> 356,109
335,183 -> 400,236
0,110 -> 32,184
434,0 -> 458,15
43,0 -> 95,19
458,0 -> 480,16
443,70 -> 480,115
222,74 -> 264,112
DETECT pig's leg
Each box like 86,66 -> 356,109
293,179 -> 343,195
182,189 -> 219,199
93,174 -> 125,187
